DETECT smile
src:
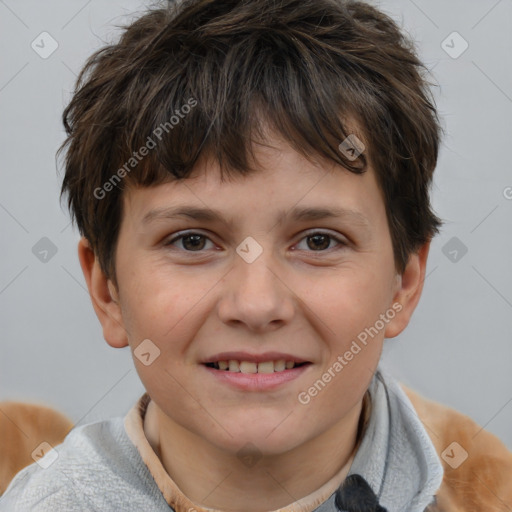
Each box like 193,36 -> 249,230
202,360 -> 312,391
204,360 -> 310,373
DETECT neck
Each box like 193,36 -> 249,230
144,396 -> 369,512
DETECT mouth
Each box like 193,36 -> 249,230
200,352 -> 313,390
203,360 -> 311,373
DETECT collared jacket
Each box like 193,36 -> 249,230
1,367 -> 511,511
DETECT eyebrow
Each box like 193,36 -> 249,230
141,205 -> 371,229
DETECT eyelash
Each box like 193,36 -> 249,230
164,230 -> 347,254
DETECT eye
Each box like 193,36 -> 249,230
164,231 -> 215,252
164,230 -> 347,253
294,231 -> 347,252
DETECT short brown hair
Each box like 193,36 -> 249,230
59,0 -> 443,287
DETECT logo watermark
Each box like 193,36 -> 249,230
93,97 -> 197,200
298,302 -> 402,405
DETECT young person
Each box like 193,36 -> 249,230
2,0 -> 511,510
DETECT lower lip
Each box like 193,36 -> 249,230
202,364 -> 311,391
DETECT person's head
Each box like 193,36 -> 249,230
61,0 -> 442,455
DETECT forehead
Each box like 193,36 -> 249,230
121,136 -> 386,238
122,115 -> 383,214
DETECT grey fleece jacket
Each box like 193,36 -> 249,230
0,367 -> 443,511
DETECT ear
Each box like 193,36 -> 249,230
77,237 -> 129,348
384,241 -> 431,339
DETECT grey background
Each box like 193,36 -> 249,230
1,0 -> 511,452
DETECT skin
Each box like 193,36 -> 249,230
79,130 -> 430,512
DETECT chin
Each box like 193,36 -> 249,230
210,422 -> 303,456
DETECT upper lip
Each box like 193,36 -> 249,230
201,351 -> 311,364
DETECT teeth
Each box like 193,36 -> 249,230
257,361 -> 274,373
274,359 -> 286,372
240,361 -> 258,374
228,360 -> 240,372
212,359 -> 302,373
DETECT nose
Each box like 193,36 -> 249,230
217,248 -> 295,333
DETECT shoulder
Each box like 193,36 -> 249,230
0,400 -> 73,495
0,417 -> 164,511
401,384 -> 512,511
0,469 -> 79,511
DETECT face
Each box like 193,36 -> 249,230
94,134 -> 414,456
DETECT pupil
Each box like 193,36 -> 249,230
182,234 -> 330,251
184,235 -> 204,251
308,234 -> 329,251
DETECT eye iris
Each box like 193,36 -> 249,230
175,233 -> 336,252
183,234 -> 205,251
307,234 -> 330,251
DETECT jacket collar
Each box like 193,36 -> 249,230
314,367 -> 444,512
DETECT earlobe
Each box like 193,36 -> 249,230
384,241 -> 431,339
77,237 -> 128,348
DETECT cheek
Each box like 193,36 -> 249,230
311,269 -> 394,338
301,270 -> 391,403
120,263 -> 211,338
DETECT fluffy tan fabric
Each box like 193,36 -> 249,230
1,390 -> 511,510
0,401 -> 74,495
403,385 -> 512,511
